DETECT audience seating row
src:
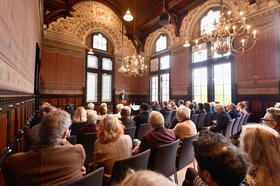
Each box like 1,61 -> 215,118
67,133 -> 198,186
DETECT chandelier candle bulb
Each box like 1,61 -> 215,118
253,30 -> 257,39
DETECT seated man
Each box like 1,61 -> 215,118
209,104 -> 231,135
226,103 -> 240,119
183,131 -> 248,186
261,107 -> 280,134
2,110 -> 86,186
133,103 -> 150,137
134,111 -> 176,166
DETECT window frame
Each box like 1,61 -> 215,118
150,51 -> 171,103
85,50 -> 114,104
190,9 -> 236,104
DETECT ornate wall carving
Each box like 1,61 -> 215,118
45,1 -> 135,56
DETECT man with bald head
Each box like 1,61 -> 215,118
209,104 -> 231,135
135,111 -> 176,166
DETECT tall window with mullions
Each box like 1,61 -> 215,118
191,9 -> 233,105
86,33 -> 113,103
150,34 -> 170,102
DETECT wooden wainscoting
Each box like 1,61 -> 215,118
40,94 -> 84,109
0,96 -> 35,153
237,94 -> 280,123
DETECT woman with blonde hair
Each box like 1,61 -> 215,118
72,107 -> 87,123
94,114 -> 132,183
240,124 -> 280,186
100,102 -> 108,115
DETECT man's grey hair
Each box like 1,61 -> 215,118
148,111 -> 164,128
87,110 -> 98,124
177,107 -> 191,121
87,102 -> 95,110
39,110 -> 71,145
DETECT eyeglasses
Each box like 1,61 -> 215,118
260,118 -> 274,123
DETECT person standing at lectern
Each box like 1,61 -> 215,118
119,89 -> 128,100
118,89 -> 128,105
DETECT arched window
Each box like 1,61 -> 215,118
150,34 -> 170,102
191,9 -> 234,105
200,10 -> 221,35
93,33 -> 107,51
86,33 -> 113,103
155,35 -> 167,52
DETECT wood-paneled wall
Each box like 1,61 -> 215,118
0,96 -> 35,153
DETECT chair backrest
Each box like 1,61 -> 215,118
124,126 -> 136,141
66,135 -> 77,145
150,139 -> 180,177
197,113 -> 206,129
204,112 -> 212,127
70,122 -> 88,136
237,115 -> 246,133
171,111 -> 177,124
110,149 -> 151,185
190,114 -> 199,126
163,111 -> 173,128
225,119 -> 235,138
67,167 -> 104,186
232,117 -> 241,135
176,134 -> 199,170
81,132 -> 97,165
244,113 -> 251,125
136,123 -> 151,140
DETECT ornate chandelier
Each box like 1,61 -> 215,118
186,0 -> 257,57
118,54 -> 147,77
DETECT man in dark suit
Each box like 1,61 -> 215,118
209,104 -> 231,135
159,101 -> 171,116
133,103 -> 150,136
118,89 -> 128,100
226,103 -> 241,119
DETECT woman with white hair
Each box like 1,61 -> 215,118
173,107 -> 197,140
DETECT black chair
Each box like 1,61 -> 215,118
197,113 -> 206,129
176,134 -> 199,174
150,140 -> 180,183
170,111 -> 177,124
225,119 -> 235,138
66,135 -> 77,145
70,122 -> 88,136
244,113 -> 251,125
67,167 -> 104,186
204,112 -> 212,127
190,114 -> 199,126
135,123 -> 151,140
81,132 -> 97,166
237,115 -> 246,133
110,149 -> 151,185
232,117 -> 241,135
163,111 -> 173,128
124,126 -> 136,141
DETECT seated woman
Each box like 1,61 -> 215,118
99,103 -> 108,115
173,107 -> 197,140
119,106 -> 135,128
72,107 -> 87,123
240,124 -> 280,186
94,114 -> 132,183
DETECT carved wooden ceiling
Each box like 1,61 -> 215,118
44,0 -> 206,51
